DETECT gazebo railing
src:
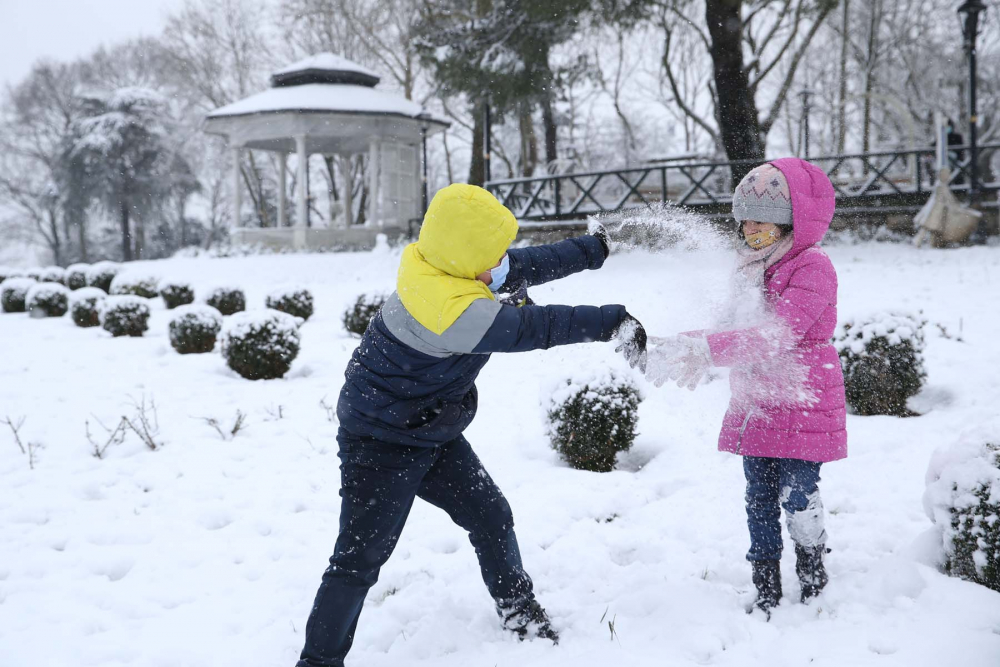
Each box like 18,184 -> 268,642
485,143 -> 1000,221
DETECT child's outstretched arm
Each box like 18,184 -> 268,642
706,252 -> 836,367
505,232 -> 609,288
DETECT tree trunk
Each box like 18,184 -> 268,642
705,0 -> 765,182
469,101 -> 485,186
862,0 -> 880,158
541,92 -> 558,167
78,214 -> 88,263
133,213 -> 145,260
120,200 -> 132,262
837,0 -> 849,154
178,194 -> 187,248
48,209 -> 62,266
518,103 -> 539,178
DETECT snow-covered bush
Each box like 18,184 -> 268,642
1,278 -> 37,313
26,282 -> 70,317
221,310 -> 302,380
342,292 -> 386,336
100,296 -> 151,337
834,312 -> 927,416
66,263 -> 90,290
70,288 -> 106,328
86,262 -> 121,293
547,371 -> 643,473
205,286 -> 246,316
0,267 -> 22,283
925,432 -> 1000,593
24,268 -> 43,281
169,304 -> 223,354
110,273 -> 160,299
39,266 -> 66,285
160,280 -> 195,309
266,287 -> 314,321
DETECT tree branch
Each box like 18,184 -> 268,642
749,0 -> 805,91
760,3 -> 836,135
660,22 -> 719,142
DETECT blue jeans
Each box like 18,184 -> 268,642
296,433 -> 534,667
743,456 -> 825,562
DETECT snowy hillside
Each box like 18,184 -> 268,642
1,241 -> 999,666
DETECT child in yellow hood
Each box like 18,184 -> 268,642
296,184 -> 646,667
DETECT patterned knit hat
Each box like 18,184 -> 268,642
732,163 -> 792,226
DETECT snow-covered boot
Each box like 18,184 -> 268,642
795,544 -> 829,602
750,560 -> 782,618
501,599 -> 560,644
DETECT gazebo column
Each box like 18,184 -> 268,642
368,138 -> 381,228
341,154 -> 354,228
295,135 -> 307,249
232,147 -> 242,228
277,154 -> 287,227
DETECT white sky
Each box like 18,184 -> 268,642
0,0 -> 186,89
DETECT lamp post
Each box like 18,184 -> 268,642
958,0 -> 986,219
420,122 -> 429,214
483,98 -> 492,184
798,87 -> 815,159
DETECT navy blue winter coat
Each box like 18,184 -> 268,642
336,235 -> 627,447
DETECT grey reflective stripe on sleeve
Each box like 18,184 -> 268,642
380,292 -> 503,357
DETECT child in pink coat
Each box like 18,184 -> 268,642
648,158 -> 847,615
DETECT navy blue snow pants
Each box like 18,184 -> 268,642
743,456 -> 826,562
296,431 -> 534,667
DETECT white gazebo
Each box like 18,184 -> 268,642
205,53 -> 449,250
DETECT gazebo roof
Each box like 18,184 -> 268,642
207,83 -> 444,124
271,53 -> 381,88
204,53 -> 449,154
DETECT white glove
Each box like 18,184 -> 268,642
645,335 -> 713,391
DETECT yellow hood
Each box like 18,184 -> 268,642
397,184 -> 519,334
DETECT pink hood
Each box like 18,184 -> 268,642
706,158 -> 847,463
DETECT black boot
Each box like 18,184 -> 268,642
750,560 -> 782,618
500,599 -> 560,644
795,544 -> 829,602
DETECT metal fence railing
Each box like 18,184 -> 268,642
485,143 -> 1000,221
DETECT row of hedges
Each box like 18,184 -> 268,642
1,272 -> 313,381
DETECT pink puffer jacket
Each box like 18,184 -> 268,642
707,157 -> 847,463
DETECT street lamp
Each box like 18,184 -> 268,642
419,118 -> 429,214
958,0 -> 986,218
483,98 -> 492,184
798,87 -> 815,159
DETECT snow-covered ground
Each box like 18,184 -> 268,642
1,240 -> 999,667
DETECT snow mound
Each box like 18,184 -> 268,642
223,309 -> 303,339
171,304 -> 224,329
26,282 -> 70,302
835,311 -> 927,356
70,287 -> 108,304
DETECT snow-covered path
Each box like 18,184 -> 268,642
1,241 -> 998,667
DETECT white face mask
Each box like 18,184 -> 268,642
488,254 -> 510,292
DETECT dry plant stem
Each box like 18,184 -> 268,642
202,410 -> 247,441
87,417 -> 128,459
27,441 -> 42,470
87,394 -> 161,458
2,416 -> 27,454
319,397 -> 337,423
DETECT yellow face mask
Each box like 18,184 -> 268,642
744,228 -> 780,250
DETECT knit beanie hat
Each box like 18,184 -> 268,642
732,163 -> 793,226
